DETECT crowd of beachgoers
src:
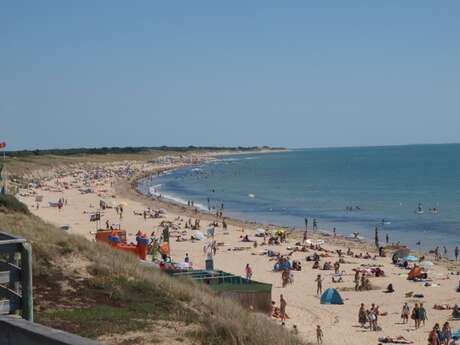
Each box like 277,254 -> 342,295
14,152 -> 460,345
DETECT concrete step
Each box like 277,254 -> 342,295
0,271 -> 10,284
0,299 -> 10,314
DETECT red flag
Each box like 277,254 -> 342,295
0,142 -> 6,149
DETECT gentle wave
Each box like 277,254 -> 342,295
147,182 -> 208,211
160,193 -> 208,211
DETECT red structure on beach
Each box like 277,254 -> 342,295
95,229 -> 148,260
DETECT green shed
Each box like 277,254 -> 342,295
169,270 -> 272,314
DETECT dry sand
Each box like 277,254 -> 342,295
16,153 -> 460,345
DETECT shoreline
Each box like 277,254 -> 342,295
121,160 -> 381,255
124,155 -> 422,257
16,150 -> 460,345
128,150 -> 460,261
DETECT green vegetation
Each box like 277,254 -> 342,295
6,146 -> 279,157
0,194 -> 30,214
0,199 -> 305,345
3,146 -> 283,178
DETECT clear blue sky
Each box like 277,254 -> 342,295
1,1 -> 459,150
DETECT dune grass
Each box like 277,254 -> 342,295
0,203 -> 307,345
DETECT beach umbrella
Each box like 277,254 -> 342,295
419,261 -> 434,270
276,229 -> 285,236
118,201 -> 128,207
192,231 -> 205,241
255,228 -> 266,236
403,255 -> 418,262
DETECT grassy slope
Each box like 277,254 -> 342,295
0,207 -> 306,345
4,150 -> 172,177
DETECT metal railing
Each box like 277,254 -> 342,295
0,315 -> 101,345
0,231 -> 33,321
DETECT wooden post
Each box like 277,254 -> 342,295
20,243 -> 33,322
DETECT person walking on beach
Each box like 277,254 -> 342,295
282,269 -> 290,288
315,274 -> 323,295
354,271 -> 360,291
386,233 -> 389,244
304,217 -> 308,231
428,323 -> 440,345
419,303 -> 427,327
401,302 -> 410,324
371,304 -> 380,331
358,303 -> 367,328
245,264 -> 253,280
313,219 -> 318,231
184,253 -> 189,263
455,246 -> 459,261
333,227 -> 336,238
279,294 -> 287,322
412,303 -> 420,329
316,325 -> 323,345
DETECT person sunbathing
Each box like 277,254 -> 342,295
433,304 -> 451,310
452,304 -> 460,318
378,336 -> 413,344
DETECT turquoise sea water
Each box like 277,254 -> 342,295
138,144 -> 460,253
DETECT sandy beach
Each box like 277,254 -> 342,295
16,153 -> 460,345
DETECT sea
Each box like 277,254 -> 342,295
137,144 -> 460,254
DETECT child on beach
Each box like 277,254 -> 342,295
316,325 -> 323,345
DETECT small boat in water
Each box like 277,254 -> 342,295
415,203 -> 424,215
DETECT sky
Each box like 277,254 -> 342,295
1,1 -> 459,150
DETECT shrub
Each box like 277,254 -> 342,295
0,194 -> 30,214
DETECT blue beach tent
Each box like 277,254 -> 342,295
452,330 -> 460,340
403,255 -> 418,262
320,288 -> 344,305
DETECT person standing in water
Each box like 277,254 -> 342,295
374,227 -> 379,249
